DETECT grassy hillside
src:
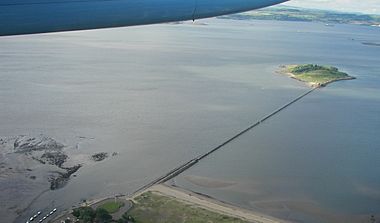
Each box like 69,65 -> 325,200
283,64 -> 355,87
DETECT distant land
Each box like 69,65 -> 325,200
362,42 -> 380,47
280,64 -> 355,88
219,6 -> 380,27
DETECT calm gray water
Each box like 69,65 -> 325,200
0,19 -> 379,223
174,20 -> 380,223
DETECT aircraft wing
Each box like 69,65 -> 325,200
0,0 -> 287,36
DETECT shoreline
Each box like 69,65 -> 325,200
135,184 -> 288,223
52,184 -> 288,223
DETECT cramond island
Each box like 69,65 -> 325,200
280,64 -> 355,87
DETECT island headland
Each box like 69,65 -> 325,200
280,64 -> 355,88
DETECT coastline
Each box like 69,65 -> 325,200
132,184 -> 288,223
51,184 -> 288,223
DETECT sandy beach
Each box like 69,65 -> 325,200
135,184 -> 288,223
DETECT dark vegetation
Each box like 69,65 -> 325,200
72,207 -> 112,223
290,64 -> 339,74
72,206 -> 135,223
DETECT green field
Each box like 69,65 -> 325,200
127,192 -> 248,223
99,201 -> 124,214
284,64 -> 354,86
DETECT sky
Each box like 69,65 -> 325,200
282,0 -> 380,14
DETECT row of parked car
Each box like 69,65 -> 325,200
26,208 -> 57,223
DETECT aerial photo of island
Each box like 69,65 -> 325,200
280,64 -> 356,88
0,1 -> 379,223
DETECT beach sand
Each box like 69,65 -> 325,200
134,184 -> 288,223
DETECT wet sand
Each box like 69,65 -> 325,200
0,135 -> 111,223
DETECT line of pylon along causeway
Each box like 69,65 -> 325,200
131,87 -> 317,196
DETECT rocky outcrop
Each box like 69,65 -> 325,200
41,151 -> 68,167
91,152 -> 108,162
49,165 -> 82,190
13,135 -> 64,153
3,134 -> 83,191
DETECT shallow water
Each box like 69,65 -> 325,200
0,19 -> 379,223
174,20 -> 380,223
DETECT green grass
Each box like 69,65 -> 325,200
127,192 -> 249,223
285,64 -> 354,86
99,201 -> 124,214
